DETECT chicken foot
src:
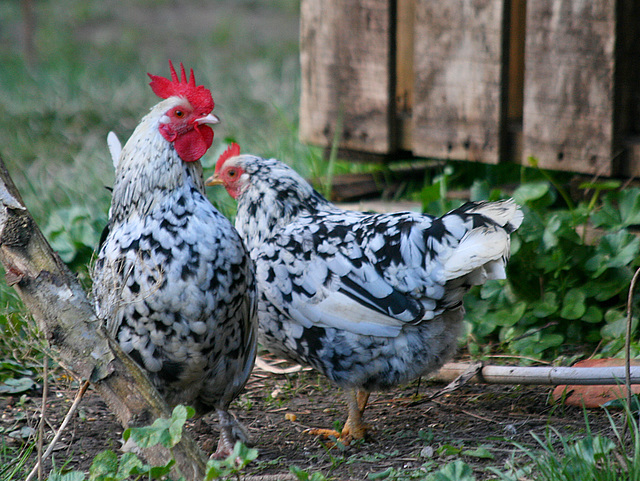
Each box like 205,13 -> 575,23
307,389 -> 371,445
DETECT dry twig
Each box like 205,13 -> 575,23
25,380 -> 90,481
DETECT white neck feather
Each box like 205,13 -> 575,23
109,101 -> 204,223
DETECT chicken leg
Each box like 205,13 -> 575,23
307,389 -> 371,445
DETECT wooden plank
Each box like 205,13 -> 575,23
616,0 -> 640,177
299,0 -> 395,154
412,0 -> 508,164
396,0 -> 415,151
522,1 -> 617,175
507,0 -> 525,123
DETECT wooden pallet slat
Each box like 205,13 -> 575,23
411,0 -> 508,164
522,0 -> 617,175
299,0 -> 395,154
299,0 -> 640,176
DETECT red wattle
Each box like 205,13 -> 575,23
173,125 -> 214,162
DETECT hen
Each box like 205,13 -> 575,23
208,143 -> 523,442
92,64 -> 257,458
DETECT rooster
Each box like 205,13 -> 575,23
92,64 -> 257,458
208,143 -> 523,443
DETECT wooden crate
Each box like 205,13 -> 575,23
299,0 -> 640,176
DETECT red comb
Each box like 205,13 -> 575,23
148,60 -> 214,113
216,143 -> 241,172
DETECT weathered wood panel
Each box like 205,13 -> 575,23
396,0 -> 415,151
522,1 -> 617,175
617,0 -> 640,177
299,0 -> 395,154
411,0 -> 507,164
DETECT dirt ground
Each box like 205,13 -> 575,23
0,355 -> 622,480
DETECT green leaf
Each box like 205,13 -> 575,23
124,405 -> 193,449
486,302 -> 527,327
560,289 -> 586,320
582,306 -> 603,324
593,188 -> 640,229
513,182 -> 549,205
541,214 -> 562,249
421,181 -> 443,208
509,329 -> 564,357
146,460 -> 175,479
578,180 -> 620,191
617,189 -> 640,226
437,444 -> 463,456
427,460 -> 475,481
601,311 -> 637,340
0,377 -> 35,394
115,452 -> 144,479
88,450 -> 119,480
231,441 -> 259,468
47,471 -> 86,481
368,467 -> 393,479
531,291 -> 559,317
470,180 -> 490,201
461,446 -> 495,459
583,270 -> 629,301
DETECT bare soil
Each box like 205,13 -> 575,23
0,357 -> 620,480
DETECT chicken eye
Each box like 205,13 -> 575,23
174,110 -> 184,118
228,169 -> 237,178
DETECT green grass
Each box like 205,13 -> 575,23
492,405 -> 640,481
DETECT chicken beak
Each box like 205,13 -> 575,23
196,113 -> 220,126
205,173 -> 223,186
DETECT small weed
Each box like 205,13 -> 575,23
45,405 -> 258,480
492,400 -> 640,481
290,464 -> 330,481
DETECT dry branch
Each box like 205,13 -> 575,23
433,362 -> 640,385
0,156 -> 207,480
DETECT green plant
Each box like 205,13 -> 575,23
290,465 -> 330,481
463,180 -> 640,361
0,440 -> 34,481
494,403 -> 640,481
426,460 -> 476,481
46,405 -> 258,481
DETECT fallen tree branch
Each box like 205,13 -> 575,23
432,362 -> 640,385
0,156 -> 207,480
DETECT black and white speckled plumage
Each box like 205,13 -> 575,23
212,155 -> 522,394
92,97 -> 257,454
